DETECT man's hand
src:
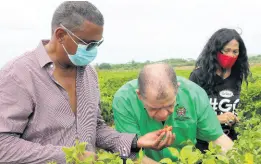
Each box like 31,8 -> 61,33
137,129 -> 175,150
217,112 -> 239,126
78,151 -> 97,162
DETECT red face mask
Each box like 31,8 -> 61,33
217,52 -> 238,69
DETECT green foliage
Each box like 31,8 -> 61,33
158,142 -> 228,164
62,140 -> 93,164
94,55 -> 261,71
98,63 -> 112,70
98,71 -> 138,125
95,58 -> 195,71
48,139 -> 143,164
248,55 -> 261,64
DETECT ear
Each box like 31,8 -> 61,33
54,27 -> 67,44
136,89 -> 142,100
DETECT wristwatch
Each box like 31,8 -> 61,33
131,134 -> 141,152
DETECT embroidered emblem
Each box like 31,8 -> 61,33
175,106 -> 190,121
177,107 -> 186,117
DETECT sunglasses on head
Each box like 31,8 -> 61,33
60,24 -> 104,51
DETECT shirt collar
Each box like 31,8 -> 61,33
35,40 -> 53,68
35,40 -> 89,71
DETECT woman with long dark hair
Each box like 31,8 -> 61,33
189,28 -> 250,152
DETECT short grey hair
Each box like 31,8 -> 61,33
138,63 -> 178,100
51,1 -> 104,33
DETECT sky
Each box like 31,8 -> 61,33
0,0 -> 261,66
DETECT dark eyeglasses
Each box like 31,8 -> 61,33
60,24 -> 104,51
83,38 -> 104,51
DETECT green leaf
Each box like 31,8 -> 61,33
244,153 -> 254,164
208,142 -> 214,152
126,159 -> 134,164
215,155 -> 229,163
167,147 -> 180,159
180,145 -> 193,163
97,152 -> 114,161
159,158 -> 172,164
62,147 -> 74,156
202,158 -> 216,164
138,148 -> 144,160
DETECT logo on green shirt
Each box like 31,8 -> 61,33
175,106 -> 190,121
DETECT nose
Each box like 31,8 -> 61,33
161,110 -> 170,118
226,51 -> 239,58
226,52 -> 235,57
156,109 -> 171,121
168,107 -> 174,114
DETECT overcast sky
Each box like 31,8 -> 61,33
0,0 -> 261,66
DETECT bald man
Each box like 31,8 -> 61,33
112,63 -> 234,162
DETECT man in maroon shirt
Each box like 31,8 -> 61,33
0,1 -> 174,163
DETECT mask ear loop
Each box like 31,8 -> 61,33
61,44 -> 70,55
60,24 -> 81,45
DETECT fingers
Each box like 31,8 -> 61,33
154,131 -> 166,147
158,131 -> 170,149
166,131 -> 172,146
166,131 -> 175,146
235,116 -> 240,123
227,116 -> 235,126
226,112 -> 234,119
156,129 -> 164,136
79,151 -> 97,162
172,133 -> 176,143
225,112 -> 239,125
85,152 -> 97,160
155,131 -> 175,150
227,122 -> 233,127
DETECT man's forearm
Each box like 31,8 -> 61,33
213,133 -> 234,153
0,133 -> 66,164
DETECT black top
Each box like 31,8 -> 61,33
189,68 -> 242,139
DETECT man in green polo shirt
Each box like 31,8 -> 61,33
112,63 -> 234,162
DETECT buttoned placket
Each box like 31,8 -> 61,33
45,63 -> 81,141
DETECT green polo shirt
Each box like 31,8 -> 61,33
112,76 -> 223,162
